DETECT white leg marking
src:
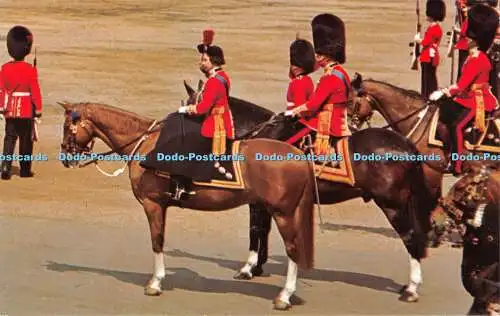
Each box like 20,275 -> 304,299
150,252 -> 166,290
278,257 -> 298,304
407,257 -> 422,293
240,250 -> 258,275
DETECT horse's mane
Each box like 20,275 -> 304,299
228,96 -> 275,139
229,96 -> 275,117
67,102 -> 155,123
364,79 -> 424,100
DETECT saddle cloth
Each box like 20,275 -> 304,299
140,113 -> 238,182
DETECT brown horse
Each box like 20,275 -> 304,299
57,101 -> 316,310
183,81 -> 441,303
434,161 -> 499,315
348,73 -> 500,234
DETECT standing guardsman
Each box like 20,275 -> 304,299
454,0 -> 471,80
485,0 -> 500,99
429,4 -> 498,176
0,25 -> 42,180
414,0 -> 446,99
286,13 -> 352,156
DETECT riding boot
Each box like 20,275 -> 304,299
169,175 -> 196,200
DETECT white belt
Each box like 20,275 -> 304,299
12,92 -> 30,97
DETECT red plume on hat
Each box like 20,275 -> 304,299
197,28 -> 226,65
198,28 -> 214,54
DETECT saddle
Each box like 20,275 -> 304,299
429,108 -> 500,154
140,112 -> 236,183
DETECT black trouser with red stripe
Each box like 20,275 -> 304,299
1,118 -> 34,178
421,62 -> 438,100
439,100 -> 475,173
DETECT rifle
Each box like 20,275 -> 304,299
409,0 -> 421,71
32,47 -> 39,142
446,0 -> 463,84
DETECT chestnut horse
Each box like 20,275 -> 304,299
183,81 -> 440,303
57,101 -> 316,310
434,161 -> 499,315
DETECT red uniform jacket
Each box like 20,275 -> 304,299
192,69 -> 234,139
301,64 -> 351,137
449,51 -> 498,111
0,61 -> 42,119
286,75 -> 314,110
419,23 -> 443,66
455,19 -> 468,51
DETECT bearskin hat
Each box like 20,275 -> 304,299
290,39 -> 315,75
311,13 -> 346,64
196,29 -> 225,66
466,4 -> 499,51
426,0 -> 446,21
6,25 -> 33,61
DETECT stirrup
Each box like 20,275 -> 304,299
171,182 -> 196,200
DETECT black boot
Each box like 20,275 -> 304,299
1,161 -> 11,180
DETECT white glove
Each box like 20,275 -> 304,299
429,90 -> 445,101
284,110 -> 294,117
414,33 -> 421,42
178,106 -> 189,113
34,117 -> 41,124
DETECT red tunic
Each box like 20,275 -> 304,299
286,75 -> 314,110
448,51 -> 498,111
455,19 -> 468,51
192,69 -> 234,139
419,23 -> 443,66
0,61 -> 42,119
301,64 -> 351,137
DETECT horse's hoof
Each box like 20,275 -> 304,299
251,266 -> 264,277
233,270 -> 253,280
273,298 -> 292,311
144,287 -> 162,296
398,290 -> 419,303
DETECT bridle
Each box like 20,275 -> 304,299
349,91 -> 375,130
60,112 -> 95,159
350,90 -> 431,137
61,110 -> 160,176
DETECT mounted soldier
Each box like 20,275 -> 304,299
141,29 -> 234,200
430,4 -> 499,176
0,25 -> 42,180
414,0 -> 446,99
286,13 -> 352,156
286,37 -> 316,112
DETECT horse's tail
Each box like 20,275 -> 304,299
407,161 -> 438,260
293,162 -> 315,270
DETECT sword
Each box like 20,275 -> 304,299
305,134 -> 324,233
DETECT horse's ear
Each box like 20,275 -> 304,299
351,72 -> 363,92
57,101 -> 72,113
197,79 -> 204,92
183,80 -> 195,97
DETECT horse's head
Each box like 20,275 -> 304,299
435,161 -> 499,229
348,72 -> 375,130
58,102 -> 96,168
183,79 -> 204,106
